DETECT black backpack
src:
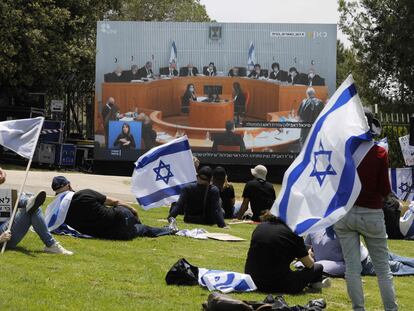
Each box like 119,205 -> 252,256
165,258 -> 199,286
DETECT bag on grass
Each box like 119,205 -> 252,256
202,292 -> 254,311
165,258 -> 199,285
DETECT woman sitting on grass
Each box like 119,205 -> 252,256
212,166 -> 236,219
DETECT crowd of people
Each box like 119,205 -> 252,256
104,61 -> 325,86
1,109 -> 407,310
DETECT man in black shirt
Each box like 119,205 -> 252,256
237,165 -> 276,221
245,214 -> 326,293
168,166 -> 226,228
51,176 -> 175,240
212,121 -> 246,152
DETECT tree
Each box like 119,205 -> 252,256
338,0 -> 414,108
0,0 -> 210,99
119,0 -> 210,22
0,0 -> 122,98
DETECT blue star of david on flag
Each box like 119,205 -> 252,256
399,182 -> 413,194
153,160 -> 174,184
310,141 -> 337,186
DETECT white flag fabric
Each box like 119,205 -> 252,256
389,168 -> 414,201
400,203 -> 414,238
271,75 -> 373,236
131,136 -> 196,209
169,41 -> 178,66
198,268 -> 257,293
0,117 -> 44,159
247,42 -> 256,69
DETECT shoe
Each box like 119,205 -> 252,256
44,242 -> 73,255
26,191 -> 46,214
310,277 -> 331,290
168,217 -> 179,232
305,298 -> 326,309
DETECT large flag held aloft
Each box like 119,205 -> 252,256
131,136 -> 196,209
271,75 -> 373,236
0,117 -> 44,159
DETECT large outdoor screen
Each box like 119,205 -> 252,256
94,21 -> 337,165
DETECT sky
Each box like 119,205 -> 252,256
199,0 -> 348,44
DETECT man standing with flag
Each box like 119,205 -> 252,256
334,109 -> 397,311
271,75 -> 397,310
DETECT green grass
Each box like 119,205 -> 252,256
1,195 -> 413,310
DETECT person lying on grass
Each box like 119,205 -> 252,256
47,176 -> 176,240
0,167 -> 72,255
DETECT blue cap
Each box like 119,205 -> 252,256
52,176 -> 70,191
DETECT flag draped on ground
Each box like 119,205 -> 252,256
131,136 -> 196,209
247,42 -> 256,70
389,168 -> 414,201
271,75 -> 373,236
0,117 -> 44,159
198,268 -> 257,293
169,41 -> 178,66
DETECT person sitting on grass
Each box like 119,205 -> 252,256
212,166 -> 236,219
244,211 -> 330,294
237,165 -> 276,222
302,226 -> 414,277
47,176 -> 176,240
168,166 -> 227,228
0,168 -> 73,255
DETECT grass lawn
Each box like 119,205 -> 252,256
1,187 -> 413,311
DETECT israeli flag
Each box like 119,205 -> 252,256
132,136 -> 196,209
271,75 -> 373,236
389,168 -> 414,201
169,41 -> 178,66
44,191 -> 75,231
198,268 -> 257,293
247,42 -> 256,69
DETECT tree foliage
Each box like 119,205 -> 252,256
119,0 -> 210,22
339,0 -> 414,107
0,0 -> 209,98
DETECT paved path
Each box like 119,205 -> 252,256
3,169 -> 136,202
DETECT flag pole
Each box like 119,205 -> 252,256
1,117 -> 44,254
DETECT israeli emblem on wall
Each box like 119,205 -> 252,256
209,26 -> 222,40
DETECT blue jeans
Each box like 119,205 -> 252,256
363,252 -> 414,276
0,193 -> 55,249
117,206 -> 173,239
334,207 -> 398,311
